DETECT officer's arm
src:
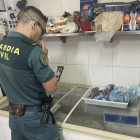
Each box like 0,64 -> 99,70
42,75 -> 58,93
28,46 -> 57,93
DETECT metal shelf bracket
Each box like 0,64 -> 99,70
59,36 -> 67,43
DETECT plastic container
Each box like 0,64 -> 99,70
105,6 -> 113,11
105,5 -> 131,12
82,86 -> 129,109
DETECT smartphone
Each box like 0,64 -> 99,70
55,66 -> 64,81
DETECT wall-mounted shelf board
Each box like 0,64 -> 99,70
116,31 -> 140,35
43,32 -> 96,43
43,31 -> 140,43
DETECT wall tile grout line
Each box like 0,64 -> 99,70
59,0 -> 69,83
60,0 -> 63,16
49,63 -> 140,69
112,0 -> 113,85
49,63 -> 112,67
49,63 -> 111,67
87,36 -> 90,85
65,41 -> 70,83
38,0 -> 41,10
138,69 -> 140,86
139,68 -> 140,86
112,37 -> 113,85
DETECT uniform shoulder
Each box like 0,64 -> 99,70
28,44 -> 43,62
22,36 -> 41,49
31,44 -> 43,54
28,44 -> 48,68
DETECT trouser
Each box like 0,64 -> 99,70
9,105 -> 60,140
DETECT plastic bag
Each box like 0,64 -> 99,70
95,11 -> 123,42
129,83 -> 140,97
105,85 -> 131,103
124,92 -> 131,103
91,84 -> 132,103
49,25 -> 66,33
80,9 -> 89,22
48,16 -> 68,27
60,22 -> 78,33
108,91 -> 124,103
93,92 -> 104,100
88,87 -> 100,99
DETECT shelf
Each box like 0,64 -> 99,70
97,0 -> 140,6
43,31 -> 96,37
116,31 -> 140,35
43,32 -> 95,43
43,31 -> 140,43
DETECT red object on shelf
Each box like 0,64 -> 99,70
76,15 -> 92,32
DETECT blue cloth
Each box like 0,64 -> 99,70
9,105 -> 60,140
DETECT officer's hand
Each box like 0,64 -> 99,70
39,42 -> 48,55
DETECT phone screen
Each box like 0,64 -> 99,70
55,66 -> 64,81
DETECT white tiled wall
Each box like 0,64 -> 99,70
26,0 -> 40,9
29,0 -> 140,87
39,0 -> 62,16
42,37 -> 66,64
89,66 -> 112,86
66,36 -> 88,65
61,0 -> 80,15
88,37 -> 112,66
68,65 -> 90,85
113,67 -> 139,87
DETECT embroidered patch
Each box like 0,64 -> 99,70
40,52 -> 48,66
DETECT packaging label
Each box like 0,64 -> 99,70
80,0 -> 97,21
105,113 -> 138,126
49,19 -> 55,24
83,4 -> 89,11
123,11 -> 131,31
136,11 -> 140,30
123,14 -> 131,23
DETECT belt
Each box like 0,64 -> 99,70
9,102 -> 42,115
26,105 -> 42,112
9,102 -> 56,125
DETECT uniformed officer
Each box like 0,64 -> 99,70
0,6 -> 59,140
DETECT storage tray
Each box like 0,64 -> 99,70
82,86 -> 128,109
